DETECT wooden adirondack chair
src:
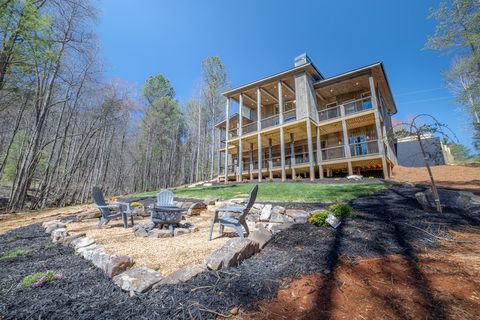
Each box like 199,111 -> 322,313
92,186 -> 134,228
156,190 -> 175,207
208,184 -> 258,240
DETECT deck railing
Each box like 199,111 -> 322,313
242,122 -> 257,135
318,105 -> 341,122
344,97 -> 373,116
349,140 -> 379,157
283,109 -> 297,123
228,127 -> 238,139
321,145 -> 346,160
261,114 -> 280,129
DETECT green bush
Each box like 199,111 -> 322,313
327,203 -> 354,218
294,175 -> 303,182
308,210 -> 330,227
130,201 -> 142,207
0,249 -> 32,260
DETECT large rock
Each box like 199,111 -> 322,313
134,226 -> 149,237
416,188 -> 480,212
271,206 -> 286,215
204,238 -> 259,270
113,267 -> 163,293
269,211 -> 293,223
174,228 -> 190,237
42,220 -> 61,229
148,229 -> 173,238
180,202 -> 194,209
248,227 -> 272,249
267,223 -> 293,234
203,198 -> 218,206
70,236 -> 95,250
51,228 -> 68,243
90,250 -> 111,272
45,221 -> 66,234
347,175 -> 363,180
62,233 -> 86,246
187,202 -> 207,215
77,244 -> 103,257
106,256 -> 134,278
155,264 -> 205,286
285,209 -> 310,223
260,204 -> 272,221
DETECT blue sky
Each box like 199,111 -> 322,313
97,0 -> 473,149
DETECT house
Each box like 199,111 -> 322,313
215,54 -> 398,182
396,134 -> 453,167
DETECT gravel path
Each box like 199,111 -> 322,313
1,184 -> 478,319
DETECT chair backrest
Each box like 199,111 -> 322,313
156,190 -> 174,207
92,186 -> 110,218
239,184 -> 259,220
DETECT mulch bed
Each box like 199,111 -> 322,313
1,184 -> 479,319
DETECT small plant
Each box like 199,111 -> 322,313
267,177 -> 273,182
130,201 -> 142,207
327,203 -> 354,218
21,271 -> 62,288
294,175 -> 303,182
0,249 -> 32,260
308,210 -> 330,227
45,243 -> 56,250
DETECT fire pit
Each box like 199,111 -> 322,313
146,205 -> 187,233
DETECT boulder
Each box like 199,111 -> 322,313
189,226 -> 199,233
90,250 -> 111,272
259,204 -> 272,221
246,213 -> 260,222
70,236 -> 95,250
271,206 -> 286,215
402,182 -> 416,188
51,228 -> 68,243
113,267 -> 163,293
253,203 -> 265,210
148,229 -> 173,238
248,227 -> 272,249
45,221 -> 66,234
80,244 -> 105,260
106,256 -> 134,278
187,202 -> 207,215
267,223 -> 293,234
415,192 -> 431,211
416,188 -> 480,212
203,198 -> 218,206
155,264 -> 205,286
134,226 -> 149,238
180,202 -> 194,209
174,228 -> 190,237
204,238 -> 259,270
285,209 -> 310,223
62,233 -> 86,246
269,211 -> 293,223
347,175 -> 363,181
42,220 -> 61,229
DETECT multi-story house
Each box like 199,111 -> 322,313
215,54 -> 397,182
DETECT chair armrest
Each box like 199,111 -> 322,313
114,202 -> 132,213
215,205 -> 246,213
96,204 -> 120,209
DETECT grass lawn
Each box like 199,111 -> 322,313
131,182 -> 388,203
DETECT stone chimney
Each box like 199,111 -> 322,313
294,53 -> 311,67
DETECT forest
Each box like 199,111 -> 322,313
0,0 -> 228,211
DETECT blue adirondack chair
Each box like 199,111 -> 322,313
92,187 -> 134,228
208,184 -> 258,240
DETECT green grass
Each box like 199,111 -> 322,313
132,182 -> 387,203
0,249 -> 32,260
21,271 -> 60,288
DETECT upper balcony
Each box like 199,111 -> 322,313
317,96 -> 373,123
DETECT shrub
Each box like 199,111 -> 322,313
0,249 -> 32,260
130,201 -> 142,207
327,203 -> 354,218
294,175 -> 303,182
308,210 -> 330,227
21,271 -> 62,288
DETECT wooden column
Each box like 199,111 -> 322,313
278,81 -> 284,124
268,138 -> 273,180
340,104 -> 351,159
316,126 -> 324,179
369,74 -> 388,178
348,161 -> 353,176
280,128 -> 286,181
224,98 -> 230,183
290,133 -> 296,179
257,88 -> 263,182
238,141 -> 243,182
306,119 -> 315,181
249,143 -> 254,181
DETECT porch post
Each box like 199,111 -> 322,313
280,128 -> 286,181
369,74 -> 388,178
290,133 -> 296,179
224,98 -> 230,183
348,161 -> 353,176
306,119 -> 315,181
268,138 -> 273,180
316,126 -> 324,179
238,140 -> 243,182
340,104 -> 351,160
257,88 -> 263,182
257,134 -> 263,182
249,143 -> 254,181
239,93 -> 244,136
278,81 -> 284,124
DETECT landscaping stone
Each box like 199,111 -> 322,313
70,236 -> 95,250
112,267 -> 163,293
230,198 -> 247,204
248,227 -> 272,249
267,223 -> 294,234
174,228 -> 190,237
89,250 -> 111,272
180,202 -> 194,209
189,226 -> 199,233
347,175 -> 363,180
402,182 -> 416,188
187,202 -> 207,215
45,221 -> 66,234
203,198 -> 218,206
61,233 -> 86,246
134,226 -> 149,237
80,244 -> 105,260
260,204 -> 272,221
204,238 -> 259,270
51,228 -> 68,243
269,211 -> 293,223
106,256 -> 134,278
285,209 -> 310,223
246,213 -> 260,222
271,206 -> 286,215
415,192 -> 431,211
148,229 -> 172,238
155,264 -> 205,286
